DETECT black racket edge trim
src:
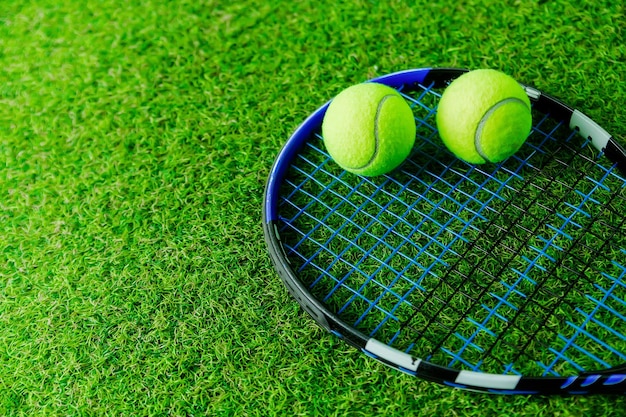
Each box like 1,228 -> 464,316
262,67 -> 626,395
417,362 -> 626,395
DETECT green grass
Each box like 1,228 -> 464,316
0,0 -> 624,415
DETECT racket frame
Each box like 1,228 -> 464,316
263,68 -> 626,394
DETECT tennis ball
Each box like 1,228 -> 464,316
436,69 -> 532,164
321,82 -> 416,177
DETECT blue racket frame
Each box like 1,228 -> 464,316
263,68 -> 626,394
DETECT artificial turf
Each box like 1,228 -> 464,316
0,0 -> 624,415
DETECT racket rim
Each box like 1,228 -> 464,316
262,67 -> 626,395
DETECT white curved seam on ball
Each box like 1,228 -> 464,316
474,97 -> 528,163
353,94 -> 396,170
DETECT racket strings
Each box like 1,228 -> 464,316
454,143 -> 624,372
480,190 -> 626,372
281,152 -> 435,313
276,83 -> 626,376
401,143 -> 588,370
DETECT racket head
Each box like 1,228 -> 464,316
263,68 -> 626,394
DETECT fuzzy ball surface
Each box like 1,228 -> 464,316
436,69 -> 532,164
322,82 -> 416,176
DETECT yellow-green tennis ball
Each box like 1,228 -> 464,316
321,82 -> 416,177
436,69 -> 532,164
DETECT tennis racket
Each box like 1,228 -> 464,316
262,68 -> 626,394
